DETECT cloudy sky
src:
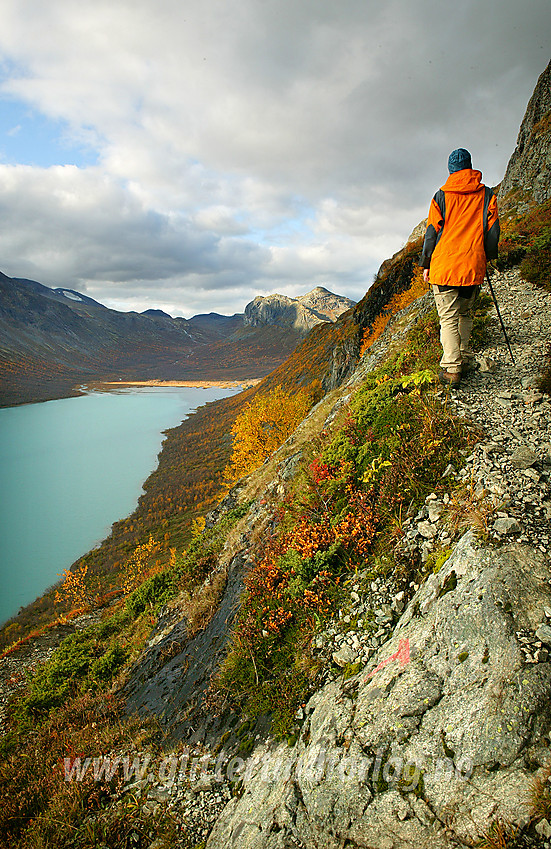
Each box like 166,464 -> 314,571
0,0 -> 549,317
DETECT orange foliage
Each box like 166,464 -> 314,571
235,499 -> 377,651
55,536 -> 161,613
333,493 -> 377,557
287,519 -> 335,558
117,536 -> 161,595
54,562 -> 97,613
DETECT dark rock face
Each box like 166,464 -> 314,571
498,60 -> 551,206
125,551 -> 246,744
353,254 -> 419,338
321,334 -> 362,392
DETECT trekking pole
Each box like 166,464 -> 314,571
484,268 -> 516,365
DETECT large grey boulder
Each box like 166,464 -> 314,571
206,533 -> 551,848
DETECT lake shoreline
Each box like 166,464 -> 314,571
88,378 -> 261,391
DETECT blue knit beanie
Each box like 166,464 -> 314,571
448,148 -> 472,173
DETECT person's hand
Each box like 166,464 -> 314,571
423,268 -> 430,284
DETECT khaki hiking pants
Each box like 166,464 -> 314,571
432,284 -> 479,374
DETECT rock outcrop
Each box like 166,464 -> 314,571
244,287 -> 355,333
206,533 -> 551,849
498,59 -> 551,207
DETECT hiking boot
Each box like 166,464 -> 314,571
439,369 -> 461,386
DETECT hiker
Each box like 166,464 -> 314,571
419,148 -> 500,386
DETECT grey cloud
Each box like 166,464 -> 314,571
0,0 -> 549,315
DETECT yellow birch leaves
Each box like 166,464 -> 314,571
225,387 -> 310,482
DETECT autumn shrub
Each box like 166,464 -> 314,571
0,690 -> 169,849
216,528 -> 348,731
55,560 -> 103,613
14,626 -> 129,722
496,232 -> 528,269
520,227 -> 551,290
497,198 -> 551,291
117,535 -> 161,596
216,496 -> 379,726
316,383 -> 472,525
359,257 -> 427,355
225,386 -> 311,482
54,536 -> 162,618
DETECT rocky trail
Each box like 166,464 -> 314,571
451,267 -> 550,549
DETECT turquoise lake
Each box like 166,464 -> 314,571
0,386 -> 240,626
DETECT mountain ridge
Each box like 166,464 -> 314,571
0,275 -> 354,406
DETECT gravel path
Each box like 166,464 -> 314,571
451,267 -> 551,549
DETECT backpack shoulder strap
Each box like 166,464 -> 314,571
483,186 -> 494,232
434,189 -> 446,222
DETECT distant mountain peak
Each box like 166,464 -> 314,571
142,308 -> 174,319
243,287 -> 355,332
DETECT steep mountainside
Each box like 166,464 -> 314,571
0,276 -> 353,406
124,59 -> 551,847
498,59 -> 551,209
1,60 -> 551,849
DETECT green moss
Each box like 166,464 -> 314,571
411,769 -> 426,800
237,719 -> 253,737
343,662 -> 362,680
219,730 -> 232,746
237,736 -> 255,757
424,548 -> 452,575
458,651 -> 469,663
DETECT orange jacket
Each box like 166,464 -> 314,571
419,169 -> 500,287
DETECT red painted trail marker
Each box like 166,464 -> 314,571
365,638 -> 410,682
